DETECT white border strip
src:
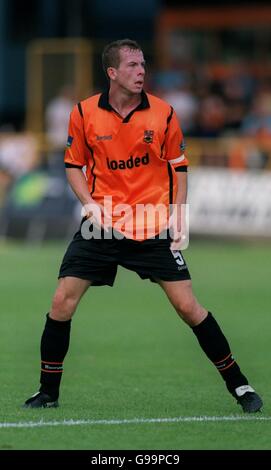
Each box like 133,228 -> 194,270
168,154 -> 185,164
1,415 -> 270,429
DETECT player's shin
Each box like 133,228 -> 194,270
192,311 -> 248,394
39,313 -> 71,399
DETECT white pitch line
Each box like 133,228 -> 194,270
1,415 -> 271,429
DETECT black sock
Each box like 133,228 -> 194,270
192,312 -> 248,394
39,313 -> 71,399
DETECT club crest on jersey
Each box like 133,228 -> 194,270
143,130 -> 154,144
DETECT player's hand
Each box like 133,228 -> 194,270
82,202 -> 110,232
169,204 -> 189,250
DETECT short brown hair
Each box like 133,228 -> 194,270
102,39 -> 142,78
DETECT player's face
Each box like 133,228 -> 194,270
113,47 -> 145,94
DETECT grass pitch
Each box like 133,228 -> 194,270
0,239 -> 270,450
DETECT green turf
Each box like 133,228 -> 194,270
0,239 -> 270,450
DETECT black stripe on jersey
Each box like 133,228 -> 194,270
175,165 -> 187,172
65,163 -> 83,169
76,101 -> 96,197
160,106 -> 174,158
77,102 -> 83,117
88,146 -> 96,197
167,162 -> 174,206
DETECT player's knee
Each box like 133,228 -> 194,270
175,297 -> 205,326
51,290 -> 77,320
175,297 -> 195,318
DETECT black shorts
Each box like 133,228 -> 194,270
59,224 -> 191,287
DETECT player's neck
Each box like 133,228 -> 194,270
108,87 -> 141,118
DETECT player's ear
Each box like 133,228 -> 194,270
107,67 -> 117,80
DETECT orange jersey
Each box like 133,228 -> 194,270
65,91 -> 189,239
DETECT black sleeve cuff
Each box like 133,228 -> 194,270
65,163 -> 84,169
175,165 -> 188,172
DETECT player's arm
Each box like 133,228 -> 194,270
66,167 -> 94,206
169,171 -> 187,249
163,107 -> 189,248
175,171 -> 187,207
64,104 -> 101,220
66,167 -> 105,224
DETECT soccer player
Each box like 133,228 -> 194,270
24,39 -> 262,413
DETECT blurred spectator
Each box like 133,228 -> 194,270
239,84 -> 271,169
241,85 -> 271,138
221,65 -> 254,134
196,94 -> 227,137
45,84 -> 76,150
45,85 -> 76,175
163,79 -> 199,135
0,132 -> 39,206
0,133 -> 38,178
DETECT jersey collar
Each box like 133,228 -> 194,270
98,90 -> 150,122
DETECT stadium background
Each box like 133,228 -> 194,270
0,0 -> 270,452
